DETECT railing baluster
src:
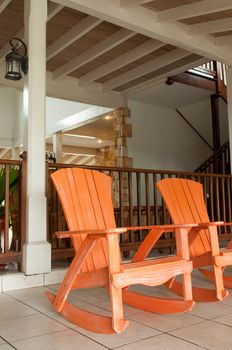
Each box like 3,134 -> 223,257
145,172 -> 150,226
4,165 -> 9,253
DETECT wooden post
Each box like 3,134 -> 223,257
226,67 -> 232,174
22,0 -> 51,275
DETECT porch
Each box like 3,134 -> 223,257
0,270 -> 231,349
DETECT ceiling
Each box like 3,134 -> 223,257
0,0 -> 231,104
130,81 -> 212,108
0,0 -> 231,163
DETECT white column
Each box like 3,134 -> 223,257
53,131 -> 62,162
23,0 -> 51,275
226,66 -> 232,173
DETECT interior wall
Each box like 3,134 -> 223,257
0,86 -> 15,147
128,99 -> 212,172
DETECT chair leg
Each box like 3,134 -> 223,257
182,272 -> 193,301
109,284 -> 129,334
53,237 -> 96,312
212,265 -> 229,301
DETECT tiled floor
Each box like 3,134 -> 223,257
1,271 -> 232,349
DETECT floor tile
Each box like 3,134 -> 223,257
0,313 -> 67,342
75,319 -> 160,348
0,294 -> 14,304
114,333 -> 205,350
0,301 -> 37,321
189,300 -> 232,319
13,329 -> 106,350
0,339 -> 6,346
96,300 -> 143,316
0,345 -> 15,350
213,312 -> 232,327
24,293 -> 86,313
5,286 -> 49,301
170,319 -> 232,350
129,311 -> 203,332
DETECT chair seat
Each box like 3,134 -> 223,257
113,256 -> 192,288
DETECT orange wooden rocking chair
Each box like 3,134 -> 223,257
157,177 -> 232,302
45,168 -> 196,334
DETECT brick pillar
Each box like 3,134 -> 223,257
95,146 -> 115,166
112,107 -> 133,212
113,107 -> 133,168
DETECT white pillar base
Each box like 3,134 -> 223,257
22,241 -> 51,275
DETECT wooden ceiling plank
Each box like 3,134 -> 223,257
77,155 -> 93,165
47,3 -> 64,21
0,148 -> 9,158
0,0 -> 12,14
158,0 -> 232,22
64,154 -> 80,163
52,0 -> 232,65
214,34 -> 232,46
0,3 -> 63,63
189,17 -> 232,35
79,39 -> 165,86
103,48 -> 190,90
124,57 -> 207,95
0,28 -> 24,63
120,0 -> 152,7
53,28 -> 135,79
47,16 -> 102,60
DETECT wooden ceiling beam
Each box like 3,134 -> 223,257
0,0 -> 12,14
124,57 -> 207,95
0,148 -> 10,158
64,154 -> 81,163
79,39 -> 165,86
158,0 -> 232,22
119,0 -> 152,7
0,28 -> 24,63
214,34 -> 232,46
47,16 -> 102,60
47,2 -> 64,20
103,48 -> 190,90
0,3 -> 63,63
77,155 -> 94,165
53,28 -> 135,79
189,17 -> 232,35
52,0 -> 232,65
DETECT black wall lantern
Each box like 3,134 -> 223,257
5,38 -> 28,81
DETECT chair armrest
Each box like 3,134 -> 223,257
56,228 -> 128,238
56,224 -> 197,238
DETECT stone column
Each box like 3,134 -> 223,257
226,66 -> 232,173
22,0 -> 51,275
112,107 -> 132,208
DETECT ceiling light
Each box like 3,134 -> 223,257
97,139 -> 102,144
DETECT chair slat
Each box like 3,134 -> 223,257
157,178 -> 211,258
51,168 -> 115,273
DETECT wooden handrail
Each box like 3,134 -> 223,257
47,163 -> 232,260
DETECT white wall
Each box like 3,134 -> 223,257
128,99 -> 212,172
180,98 -> 213,148
46,97 -> 92,135
0,86 -> 15,147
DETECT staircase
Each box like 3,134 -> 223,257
195,141 -> 230,174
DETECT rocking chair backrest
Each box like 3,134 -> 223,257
157,178 -> 211,258
51,168 -> 117,273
